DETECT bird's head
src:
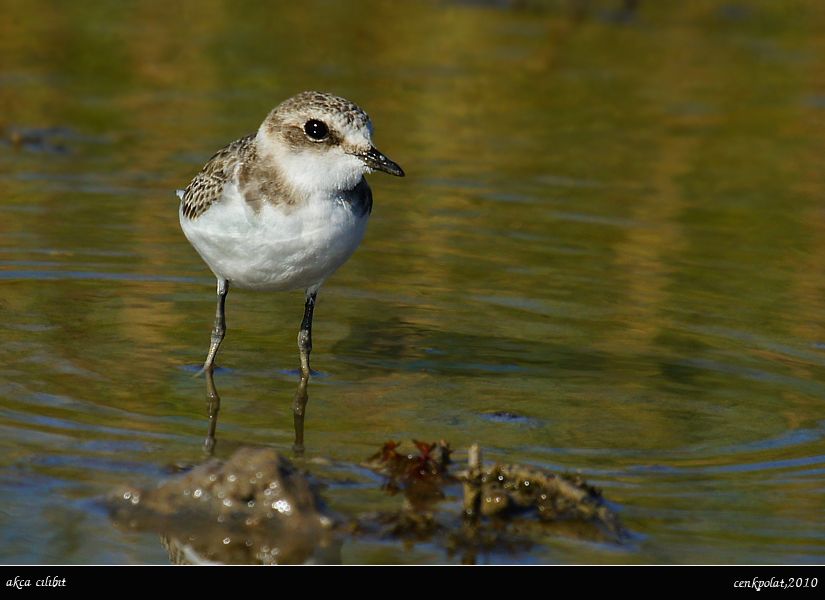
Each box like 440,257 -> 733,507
257,91 -> 404,195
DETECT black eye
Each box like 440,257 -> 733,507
304,119 -> 329,141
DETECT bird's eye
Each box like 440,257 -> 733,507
304,119 -> 329,141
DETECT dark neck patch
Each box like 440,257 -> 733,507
342,177 -> 373,217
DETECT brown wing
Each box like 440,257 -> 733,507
179,134 -> 254,220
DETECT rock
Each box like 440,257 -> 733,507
461,444 -> 623,536
108,447 -> 339,564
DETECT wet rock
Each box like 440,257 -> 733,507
357,441 -> 624,562
363,440 -> 453,507
364,439 -> 453,478
108,441 -> 626,564
461,445 -> 623,536
108,447 -> 339,565
356,440 -> 452,542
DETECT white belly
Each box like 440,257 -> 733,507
180,184 -> 369,291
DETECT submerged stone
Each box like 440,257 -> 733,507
108,447 -> 339,565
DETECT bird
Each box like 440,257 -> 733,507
177,91 -> 404,383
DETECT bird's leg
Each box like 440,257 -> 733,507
199,278 -> 229,376
293,289 -> 317,455
296,289 -> 317,380
201,279 -> 228,452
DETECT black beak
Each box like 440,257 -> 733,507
360,146 -> 405,177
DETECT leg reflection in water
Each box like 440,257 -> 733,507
292,371 -> 309,456
202,368 -> 309,457
203,289 -> 316,456
292,290 -> 315,456
203,368 -> 221,455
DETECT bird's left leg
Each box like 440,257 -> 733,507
198,277 -> 229,376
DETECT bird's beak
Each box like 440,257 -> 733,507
359,146 -> 405,177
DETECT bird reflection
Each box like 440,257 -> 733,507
201,368 -> 309,457
292,371 -> 309,455
204,368 -> 221,455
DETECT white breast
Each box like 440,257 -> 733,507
180,183 -> 369,291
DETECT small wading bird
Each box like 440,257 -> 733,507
178,91 -> 404,398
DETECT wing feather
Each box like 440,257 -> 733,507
179,134 -> 254,220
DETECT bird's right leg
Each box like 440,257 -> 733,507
199,278 -> 229,376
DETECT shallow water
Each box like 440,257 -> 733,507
2,0 -> 825,564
